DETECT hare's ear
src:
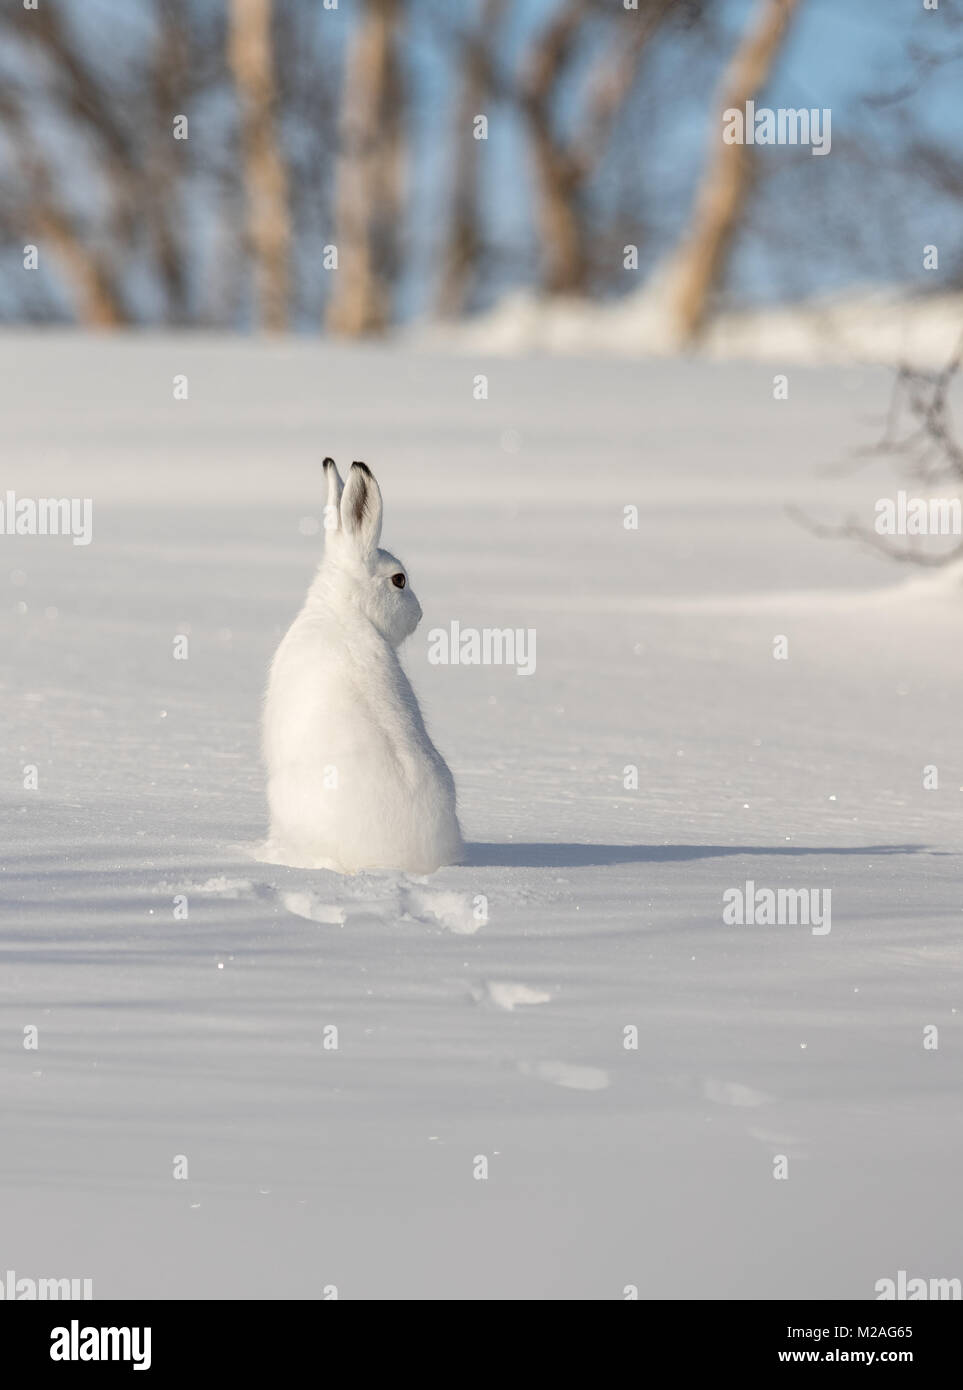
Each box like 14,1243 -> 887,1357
340,461 -> 383,554
322,456 -> 344,533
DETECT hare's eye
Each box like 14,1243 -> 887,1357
391,573 -> 406,589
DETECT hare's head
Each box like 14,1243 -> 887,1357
319,458 -> 423,647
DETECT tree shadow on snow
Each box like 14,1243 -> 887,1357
463,842 -> 938,869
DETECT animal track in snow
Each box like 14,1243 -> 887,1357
188,876 -> 268,900
189,875 -> 483,935
472,981 -> 551,1011
279,891 -> 346,925
746,1126 -> 806,1153
519,1060 -> 610,1091
703,1078 -> 772,1109
399,884 -> 480,935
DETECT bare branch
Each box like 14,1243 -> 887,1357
787,505 -> 963,568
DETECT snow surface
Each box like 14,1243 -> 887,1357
1,332 -> 962,1300
421,284 -> 963,370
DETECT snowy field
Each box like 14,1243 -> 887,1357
1,332 -> 961,1300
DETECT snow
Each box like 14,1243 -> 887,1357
1,331 -> 961,1299
421,283 -> 963,369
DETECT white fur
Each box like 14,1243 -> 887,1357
263,459 -> 463,873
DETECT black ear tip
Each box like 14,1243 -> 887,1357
352,460 -> 372,477
322,456 -> 335,468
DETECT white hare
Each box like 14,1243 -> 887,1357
262,458 -> 463,874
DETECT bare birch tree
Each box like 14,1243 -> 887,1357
520,0 -> 676,296
228,0 -> 291,331
435,0 -> 506,319
0,89 -> 129,326
664,0 -> 801,343
326,0 -> 405,337
148,0 -> 190,323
